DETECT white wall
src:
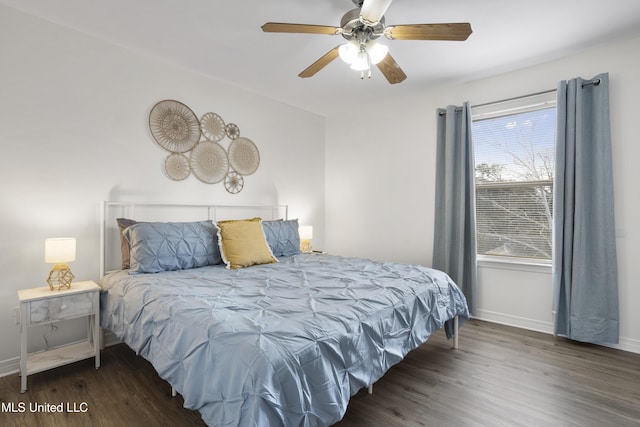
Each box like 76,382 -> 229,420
0,5 -> 326,370
326,34 -> 640,353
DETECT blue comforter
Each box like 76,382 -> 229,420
100,253 -> 469,426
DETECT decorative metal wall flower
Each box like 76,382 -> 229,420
148,100 -> 260,194
164,153 -> 191,181
190,141 -> 229,184
200,112 -> 226,142
149,100 -> 200,153
228,137 -> 260,176
224,171 -> 244,194
225,123 -> 240,140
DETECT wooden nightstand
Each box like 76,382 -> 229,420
18,280 -> 100,392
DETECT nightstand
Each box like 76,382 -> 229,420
18,280 -> 100,392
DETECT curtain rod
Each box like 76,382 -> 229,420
438,78 -> 602,116
582,78 -> 601,87
472,88 -> 555,109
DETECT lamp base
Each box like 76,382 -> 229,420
47,264 -> 74,291
300,239 -> 312,253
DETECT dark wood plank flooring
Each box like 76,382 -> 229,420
1,319 -> 638,426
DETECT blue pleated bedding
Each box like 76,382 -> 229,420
100,253 -> 469,427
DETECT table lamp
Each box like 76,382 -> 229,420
299,226 -> 313,253
45,237 -> 76,290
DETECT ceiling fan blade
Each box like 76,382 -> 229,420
360,0 -> 394,25
299,46 -> 341,78
376,53 -> 407,84
261,22 -> 340,35
385,23 -> 472,41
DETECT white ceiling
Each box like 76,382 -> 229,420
3,0 -> 640,116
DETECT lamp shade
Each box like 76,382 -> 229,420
338,40 -> 359,64
350,51 -> 370,71
367,41 -> 388,64
45,238 -> 76,264
299,226 -> 313,240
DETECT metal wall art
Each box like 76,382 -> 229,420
148,99 -> 261,194
149,100 -> 200,153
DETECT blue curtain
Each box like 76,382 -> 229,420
433,103 -> 477,315
553,73 -> 619,345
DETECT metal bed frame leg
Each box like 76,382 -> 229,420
453,315 -> 459,350
366,315 -> 459,398
171,387 -> 177,397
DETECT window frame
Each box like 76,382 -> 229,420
471,91 -> 557,268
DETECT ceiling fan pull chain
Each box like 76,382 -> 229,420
359,69 -> 372,80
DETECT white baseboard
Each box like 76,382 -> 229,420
474,309 -> 554,334
0,356 -> 19,378
616,336 -> 640,354
102,330 -> 121,348
474,309 -> 640,354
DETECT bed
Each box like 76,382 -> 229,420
99,202 -> 469,427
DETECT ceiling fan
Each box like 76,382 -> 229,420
261,0 -> 472,84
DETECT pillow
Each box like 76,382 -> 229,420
123,220 -> 221,274
262,219 -> 300,257
116,218 -> 137,269
217,218 -> 278,269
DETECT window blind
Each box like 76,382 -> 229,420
472,92 -> 557,260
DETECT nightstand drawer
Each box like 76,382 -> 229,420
28,292 -> 95,325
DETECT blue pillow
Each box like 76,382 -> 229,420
124,220 -> 221,274
262,219 -> 300,257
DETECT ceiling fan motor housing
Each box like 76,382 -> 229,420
340,8 -> 384,42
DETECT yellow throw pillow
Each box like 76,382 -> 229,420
217,218 -> 278,269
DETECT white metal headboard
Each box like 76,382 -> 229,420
100,201 -> 288,278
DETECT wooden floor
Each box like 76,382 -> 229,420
1,319 -> 639,426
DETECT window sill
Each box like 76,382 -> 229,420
477,255 -> 552,273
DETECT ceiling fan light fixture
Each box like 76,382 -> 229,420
350,51 -> 370,71
367,41 -> 388,64
338,40 -> 360,64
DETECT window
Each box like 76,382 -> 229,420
472,92 -> 557,261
